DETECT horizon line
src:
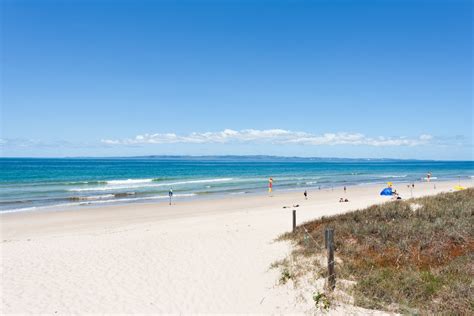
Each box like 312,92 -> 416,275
1,154 -> 473,162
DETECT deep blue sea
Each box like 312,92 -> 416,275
1,157 -> 472,213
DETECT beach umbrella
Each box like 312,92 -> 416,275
380,187 -> 393,196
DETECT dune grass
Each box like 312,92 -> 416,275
278,189 -> 473,314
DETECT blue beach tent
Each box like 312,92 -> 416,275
380,187 -> 393,196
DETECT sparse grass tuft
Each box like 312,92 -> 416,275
270,258 -> 288,270
279,188 -> 474,314
279,268 -> 292,284
313,291 -> 331,311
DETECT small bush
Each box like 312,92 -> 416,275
313,291 -> 330,311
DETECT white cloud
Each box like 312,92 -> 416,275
0,138 -> 99,149
101,129 -> 434,147
419,134 -> 433,141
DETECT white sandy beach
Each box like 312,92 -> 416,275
1,180 -> 471,314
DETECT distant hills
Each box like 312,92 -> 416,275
3,155 -> 453,162
122,155 -> 433,162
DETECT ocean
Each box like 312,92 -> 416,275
1,157 -> 472,213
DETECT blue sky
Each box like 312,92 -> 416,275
1,0 -> 472,159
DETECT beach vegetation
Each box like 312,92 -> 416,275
279,268 -> 293,284
270,258 -> 288,270
313,291 -> 331,311
278,189 -> 474,314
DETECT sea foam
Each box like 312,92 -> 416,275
68,178 -> 234,192
106,179 -> 154,185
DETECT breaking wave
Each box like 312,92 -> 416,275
378,175 -> 408,178
68,178 -> 234,192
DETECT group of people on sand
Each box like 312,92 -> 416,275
303,185 -> 351,203
303,185 -> 350,203
339,186 -> 349,202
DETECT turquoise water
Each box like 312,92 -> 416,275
1,157 -> 472,212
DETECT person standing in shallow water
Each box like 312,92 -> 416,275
168,188 -> 173,205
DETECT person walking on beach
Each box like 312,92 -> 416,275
304,190 -> 308,200
268,178 -> 273,196
344,186 -> 347,194
168,188 -> 173,205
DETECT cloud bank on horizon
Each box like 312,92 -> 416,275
0,130 -> 470,159
101,129 -> 434,147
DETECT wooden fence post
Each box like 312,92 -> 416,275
324,228 -> 329,249
326,228 -> 336,291
292,210 -> 296,233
